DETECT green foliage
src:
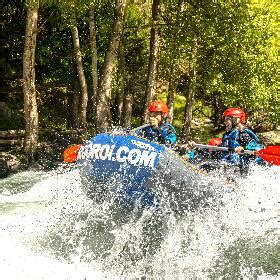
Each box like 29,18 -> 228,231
39,107 -> 69,130
1,0 -> 278,135
0,1 -> 25,86
197,1 -> 278,126
112,1 -> 150,121
158,1 -> 278,129
0,109 -> 24,130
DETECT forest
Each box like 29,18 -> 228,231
0,0 -> 278,162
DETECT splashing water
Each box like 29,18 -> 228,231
0,164 -> 279,279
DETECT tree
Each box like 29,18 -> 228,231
70,10 -> 88,128
2,0 -> 278,144
143,0 -> 161,122
95,0 -> 126,132
89,6 -> 98,124
115,40 -> 125,124
23,1 -> 39,161
181,34 -> 198,142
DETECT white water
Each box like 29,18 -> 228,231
0,165 -> 279,279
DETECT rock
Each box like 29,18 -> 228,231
0,159 -> 9,178
259,130 -> 280,145
0,152 -> 22,175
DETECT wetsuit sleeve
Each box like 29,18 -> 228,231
165,130 -> 177,144
159,124 -> 177,144
134,128 -> 145,137
239,129 -> 263,149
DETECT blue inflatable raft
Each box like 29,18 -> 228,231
77,133 -> 221,212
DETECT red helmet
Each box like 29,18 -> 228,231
223,108 -> 246,124
208,138 -> 222,146
148,101 -> 169,117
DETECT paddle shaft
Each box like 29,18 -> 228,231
130,123 -> 150,132
193,144 -> 280,165
194,143 -> 255,155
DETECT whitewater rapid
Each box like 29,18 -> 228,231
0,164 -> 279,279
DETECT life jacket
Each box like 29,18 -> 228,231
222,128 -> 261,150
142,122 -> 177,145
221,128 -> 264,165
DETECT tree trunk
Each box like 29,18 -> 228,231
122,92 -> 133,128
95,0 -> 126,133
70,13 -> 88,128
143,0 -> 161,123
181,75 -> 195,143
72,84 -> 80,128
181,37 -> 198,143
117,81 -> 125,126
89,9 -> 98,124
23,5 -> 39,162
167,65 -> 176,123
167,87 -> 176,123
211,91 -> 225,129
116,40 -> 125,125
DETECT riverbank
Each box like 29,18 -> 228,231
0,129 -> 88,178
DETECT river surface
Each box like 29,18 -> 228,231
0,164 -> 279,279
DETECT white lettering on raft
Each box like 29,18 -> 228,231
78,144 -> 157,167
131,140 -> 155,151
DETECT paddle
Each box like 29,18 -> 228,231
63,144 -> 81,163
63,124 -> 150,163
130,123 -> 149,132
193,144 -> 280,166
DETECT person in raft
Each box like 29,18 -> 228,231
137,101 -> 177,145
187,107 -> 264,174
183,137 -> 223,171
187,137 -> 222,161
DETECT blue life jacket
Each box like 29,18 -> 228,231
187,150 -> 196,160
221,128 -> 264,165
139,122 -> 177,145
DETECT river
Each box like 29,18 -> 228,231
0,164 -> 279,279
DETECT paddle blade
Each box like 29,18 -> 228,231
255,146 -> 280,166
63,144 -> 81,163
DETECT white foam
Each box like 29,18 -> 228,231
0,164 -> 279,278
